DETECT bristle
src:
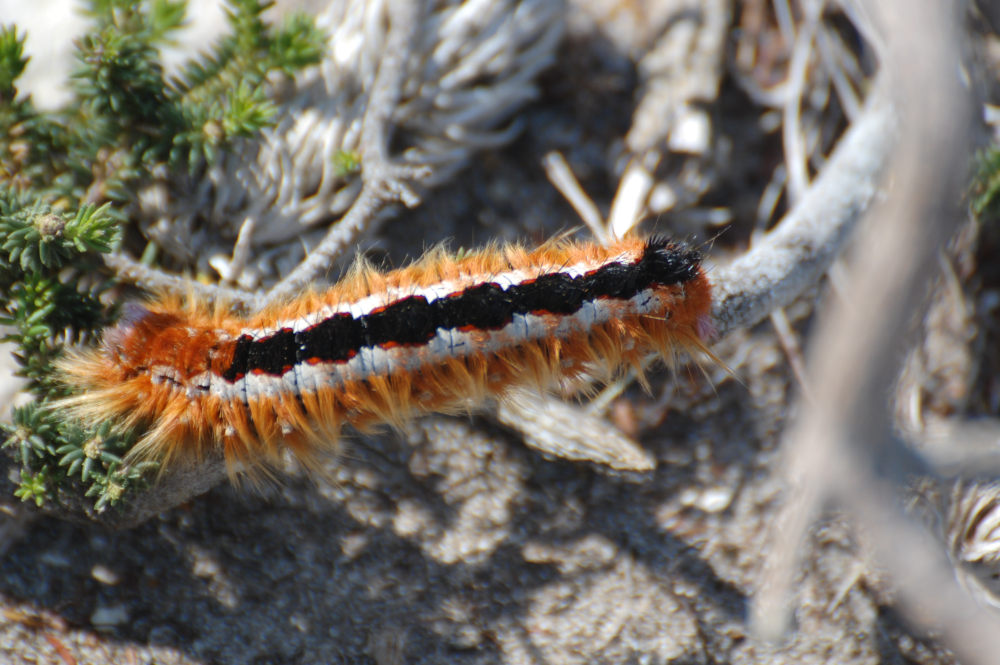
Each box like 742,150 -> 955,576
56,236 -> 713,483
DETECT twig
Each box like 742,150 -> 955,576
542,151 -> 610,244
768,308 -> 813,404
709,87 -> 894,338
910,418 -> 1000,478
750,3 -> 1000,664
608,160 -> 654,241
773,0 -> 798,47
782,0 -> 823,203
496,389 -> 655,473
817,25 -> 863,121
215,213 -> 259,285
103,253 -> 260,308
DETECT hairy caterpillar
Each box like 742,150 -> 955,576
58,236 -> 713,479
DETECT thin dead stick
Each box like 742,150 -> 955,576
916,418 -> 1000,477
767,0 -> 822,401
768,308 -> 813,404
608,160 -> 653,241
103,252 -> 260,309
750,2 -> 1000,663
541,151 -> 609,244
817,25 -> 863,120
782,0 -> 823,202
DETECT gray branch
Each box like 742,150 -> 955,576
709,86 -> 893,338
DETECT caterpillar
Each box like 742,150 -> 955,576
58,236 -> 713,480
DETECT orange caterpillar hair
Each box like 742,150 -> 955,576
58,236 -> 713,480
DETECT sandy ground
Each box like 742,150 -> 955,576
0,330 -> 957,664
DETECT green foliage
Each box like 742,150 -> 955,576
972,146 -> 1000,219
169,0 -> 326,169
269,12 -> 327,74
0,200 -> 117,398
0,195 -> 124,505
0,25 -> 28,99
333,149 -> 362,178
57,420 -> 158,512
7,403 -> 58,467
0,0 -> 326,513
14,468 -> 51,507
0,202 -> 120,272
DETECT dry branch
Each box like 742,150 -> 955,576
749,2 -> 1000,664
